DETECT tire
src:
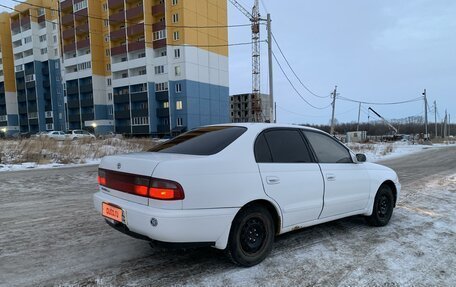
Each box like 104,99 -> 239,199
226,205 -> 275,267
366,185 -> 394,227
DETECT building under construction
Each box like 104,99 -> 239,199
230,93 -> 272,123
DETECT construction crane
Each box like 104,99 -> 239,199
368,107 -> 398,134
229,0 -> 263,122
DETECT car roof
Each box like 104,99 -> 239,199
205,123 -> 324,134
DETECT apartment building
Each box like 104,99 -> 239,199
230,93 -> 273,123
107,0 -> 229,136
0,13 -> 19,136
1,0 -> 229,136
10,0 -> 65,133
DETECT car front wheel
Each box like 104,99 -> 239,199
366,185 -> 394,227
226,205 -> 274,267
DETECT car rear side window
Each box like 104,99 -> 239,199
256,129 -> 312,163
254,133 -> 272,162
149,126 -> 247,155
303,131 -> 352,163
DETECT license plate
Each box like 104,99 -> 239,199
102,202 -> 123,223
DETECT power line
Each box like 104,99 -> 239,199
278,104 -> 357,118
8,0 -> 250,28
271,32 -> 329,99
337,95 -> 424,105
272,50 -> 331,110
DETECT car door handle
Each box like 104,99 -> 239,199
326,173 -> 336,181
266,176 -> 280,185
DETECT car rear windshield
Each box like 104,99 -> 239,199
149,126 -> 247,155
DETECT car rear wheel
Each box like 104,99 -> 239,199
226,205 -> 274,267
365,185 -> 394,227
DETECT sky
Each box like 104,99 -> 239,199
1,0 -> 455,126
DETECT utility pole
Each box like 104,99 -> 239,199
330,86 -> 337,135
444,110 -> 448,138
434,100 -> 437,138
357,102 -> 361,131
423,89 -> 428,139
449,114 -> 451,136
266,13 -> 274,123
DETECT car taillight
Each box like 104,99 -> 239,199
149,178 -> 185,200
98,169 -> 184,200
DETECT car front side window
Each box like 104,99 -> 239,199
303,131 -> 352,163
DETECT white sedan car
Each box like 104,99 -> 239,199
94,124 -> 400,266
46,131 -> 66,141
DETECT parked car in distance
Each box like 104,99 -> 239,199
46,131 -> 66,141
31,131 -> 48,139
66,129 -> 96,140
93,123 -> 401,266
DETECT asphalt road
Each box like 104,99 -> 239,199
1,146 -> 455,286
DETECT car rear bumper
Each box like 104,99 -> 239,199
93,191 -> 239,249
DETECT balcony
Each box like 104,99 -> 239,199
126,5 -> 143,20
60,0 -> 73,11
38,15 -> 46,25
114,110 -> 130,119
81,113 -> 94,121
76,23 -> 89,35
153,38 -> 166,49
26,81 -> 36,89
111,45 -> 127,56
110,28 -> 126,41
68,114 -> 81,122
80,98 -> 93,107
79,83 -> 92,93
127,23 -> 144,37
67,100 -> 80,109
109,11 -> 125,23
152,21 -> 165,32
19,105 -> 27,114
108,0 -> 124,9
156,108 -> 169,118
64,42 -> 76,53
74,8 -> 88,22
128,40 -> 145,52
131,91 -> 147,102
131,109 -> 148,117
77,38 -> 90,50
155,91 -> 168,101
67,85 -> 79,95
61,14 -> 74,26
27,92 -> 37,101
16,82 -> 25,90
18,93 -> 26,102
152,3 -> 165,16
21,16 -> 31,27
11,19 -> 20,30
113,93 -> 129,103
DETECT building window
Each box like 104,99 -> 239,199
73,0 -> 88,12
104,35 -> 109,42
172,0 -> 178,5
37,8 -> 45,16
106,63 -> 111,71
78,61 -> 91,70
53,23 -> 57,30
108,106 -> 113,115
39,35 -> 47,42
15,65 -> 23,72
153,30 -> 166,40
24,36 -> 32,44
163,101 -> 169,108
55,62 -> 59,69
172,13 -> 179,23
103,3 -> 108,11
107,78 -> 112,86
174,65 -> 181,76
177,117 -> 183,126
132,117 -> 149,126
104,19 -> 109,27
173,31 -> 179,41
53,35 -> 57,43
175,83 -> 182,93
174,48 -> 180,58
154,65 -> 164,74
40,48 -> 48,55
105,49 -> 110,56
108,93 -> 113,101
155,82 -> 168,92
176,100 -> 183,110
54,48 -> 58,56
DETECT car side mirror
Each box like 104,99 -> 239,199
356,153 -> 366,162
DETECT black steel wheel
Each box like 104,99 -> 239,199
366,185 -> 394,227
226,205 -> 274,267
